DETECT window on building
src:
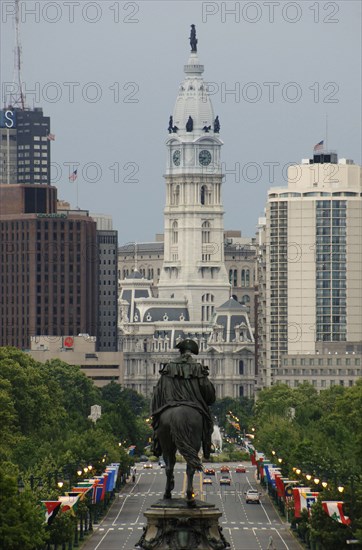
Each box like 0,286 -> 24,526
241,268 -> 250,287
241,295 -> 250,307
200,185 -> 210,205
201,293 -> 215,322
202,221 -> 211,243
239,360 -> 244,375
173,185 -> 180,205
172,221 -> 178,245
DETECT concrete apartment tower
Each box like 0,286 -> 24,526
258,151 -> 362,386
157,27 -> 230,322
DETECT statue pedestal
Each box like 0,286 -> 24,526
136,498 -> 230,550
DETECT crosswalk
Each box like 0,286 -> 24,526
95,524 -> 287,533
95,519 -> 285,532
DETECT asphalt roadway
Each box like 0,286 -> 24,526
81,462 -> 303,550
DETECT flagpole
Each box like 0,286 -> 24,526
76,179 -> 79,209
325,113 -> 328,151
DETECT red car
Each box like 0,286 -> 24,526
220,465 -> 230,473
235,464 -> 246,473
204,468 -> 215,475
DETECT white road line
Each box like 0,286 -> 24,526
273,527 -> 290,549
94,529 -> 111,550
112,475 -> 141,526
260,501 -> 272,524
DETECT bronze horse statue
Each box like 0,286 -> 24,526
150,339 -> 216,504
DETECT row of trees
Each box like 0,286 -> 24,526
1,346 -> 361,548
0,347 -> 152,549
252,382 -> 362,548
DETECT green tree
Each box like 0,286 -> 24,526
48,509 -> 75,546
0,467 -> 48,549
309,500 -> 353,550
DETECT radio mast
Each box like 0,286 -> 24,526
10,0 -> 26,109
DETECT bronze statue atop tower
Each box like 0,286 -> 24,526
190,24 -> 197,52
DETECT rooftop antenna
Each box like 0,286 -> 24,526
9,0 -> 26,109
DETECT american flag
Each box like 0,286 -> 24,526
313,140 -> 324,152
69,169 -> 78,182
47,133 -> 55,141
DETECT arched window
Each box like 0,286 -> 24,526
229,268 -> 237,287
241,295 -> 250,305
202,221 -> 211,243
201,293 -> 215,321
172,221 -> 178,244
200,185 -> 206,205
241,268 -> 250,287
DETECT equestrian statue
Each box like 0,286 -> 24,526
150,339 -> 216,504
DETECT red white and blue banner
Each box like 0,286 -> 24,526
293,487 -> 319,517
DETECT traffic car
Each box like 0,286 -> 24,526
204,468 -> 215,475
235,464 -> 246,473
158,459 -> 166,468
220,475 -> 231,485
203,477 -> 213,485
143,462 -> 153,469
220,465 -> 230,473
245,489 -> 260,503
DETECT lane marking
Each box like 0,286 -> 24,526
245,474 -> 272,524
273,527 -> 290,549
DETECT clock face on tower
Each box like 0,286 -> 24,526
173,150 -> 181,166
199,150 -> 212,166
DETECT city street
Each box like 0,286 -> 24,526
82,463 -> 302,550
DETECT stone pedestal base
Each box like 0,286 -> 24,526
136,498 -> 230,550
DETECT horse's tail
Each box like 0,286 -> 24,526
169,411 -> 203,471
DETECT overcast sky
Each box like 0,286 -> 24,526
1,0 -> 361,244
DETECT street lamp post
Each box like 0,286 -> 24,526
29,475 -> 43,491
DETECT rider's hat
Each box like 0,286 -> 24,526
175,338 -> 199,355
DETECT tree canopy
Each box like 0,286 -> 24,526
0,347 -> 152,549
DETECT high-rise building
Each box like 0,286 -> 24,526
96,229 -> 118,351
258,152 -> 362,387
0,184 -> 98,349
0,107 -> 51,185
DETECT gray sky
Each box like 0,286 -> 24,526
1,0 -> 361,244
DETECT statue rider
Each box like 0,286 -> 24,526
150,339 -> 216,460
